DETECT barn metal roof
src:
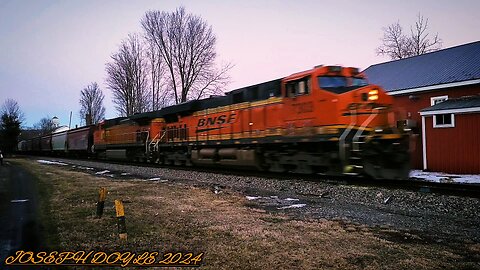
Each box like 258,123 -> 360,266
363,41 -> 480,93
420,95 -> 480,112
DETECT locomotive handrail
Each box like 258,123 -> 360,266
145,131 -> 150,153
153,130 -> 167,152
339,107 -> 357,167
352,108 -> 381,151
147,131 -> 165,153
158,130 -> 166,146
147,132 -> 158,153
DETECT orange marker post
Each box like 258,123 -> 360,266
115,200 -> 127,240
96,187 -> 107,218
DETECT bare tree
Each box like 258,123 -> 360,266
106,34 -> 150,116
145,41 -> 170,110
0,99 -> 24,153
376,21 -> 411,60
79,82 -> 105,125
142,7 -> 231,104
376,14 -> 442,60
1,99 -> 25,124
409,14 -> 442,56
34,116 -> 56,136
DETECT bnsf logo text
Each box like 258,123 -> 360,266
197,113 -> 237,127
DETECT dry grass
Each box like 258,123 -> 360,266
13,158 -> 480,270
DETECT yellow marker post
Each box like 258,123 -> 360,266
96,187 -> 107,218
115,200 -> 127,240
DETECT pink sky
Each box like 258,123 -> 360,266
0,0 -> 478,127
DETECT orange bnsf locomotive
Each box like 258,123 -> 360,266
92,65 -> 410,179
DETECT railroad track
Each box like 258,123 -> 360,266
24,155 -> 480,198
370,178 -> 480,198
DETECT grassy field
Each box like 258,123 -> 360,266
12,158 -> 480,269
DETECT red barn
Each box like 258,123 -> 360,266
363,41 -> 480,173
419,96 -> 480,173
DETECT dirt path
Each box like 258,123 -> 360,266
0,159 -> 43,264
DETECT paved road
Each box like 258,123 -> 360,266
0,159 -> 43,265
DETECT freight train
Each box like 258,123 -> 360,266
18,65 -> 410,179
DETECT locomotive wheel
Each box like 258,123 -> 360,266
174,159 -> 184,166
264,151 -> 286,173
293,162 -> 314,174
363,161 -> 410,180
268,161 -> 286,173
362,140 -> 410,180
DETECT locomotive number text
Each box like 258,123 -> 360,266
292,102 -> 314,114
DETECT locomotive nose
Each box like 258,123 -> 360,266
360,89 -> 379,102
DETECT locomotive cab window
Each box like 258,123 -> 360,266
351,77 -> 368,87
318,76 -> 367,94
286,77 -> 310,97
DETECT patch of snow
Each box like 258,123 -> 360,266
277,204 -> 306,210
410,170 -> 480,184
95,170 -> 110,175
121,172 -> 131,176
148,177 -> 162,181
37,160 -> 68,166
10,199 -> 29,203
246,196 -> 302,202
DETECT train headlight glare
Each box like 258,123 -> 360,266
368,89 -> 379,101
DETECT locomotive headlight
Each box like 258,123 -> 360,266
368,90 -> 378,101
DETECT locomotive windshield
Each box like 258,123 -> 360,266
318,76 -> 368,94
351,77 -> 368,87
318,76 -> 346,88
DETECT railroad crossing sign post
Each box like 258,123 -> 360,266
115,200 -> 128,241
96,187 -> 107,218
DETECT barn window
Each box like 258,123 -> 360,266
431,95 -> 448,106
433,113 -> 455,128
